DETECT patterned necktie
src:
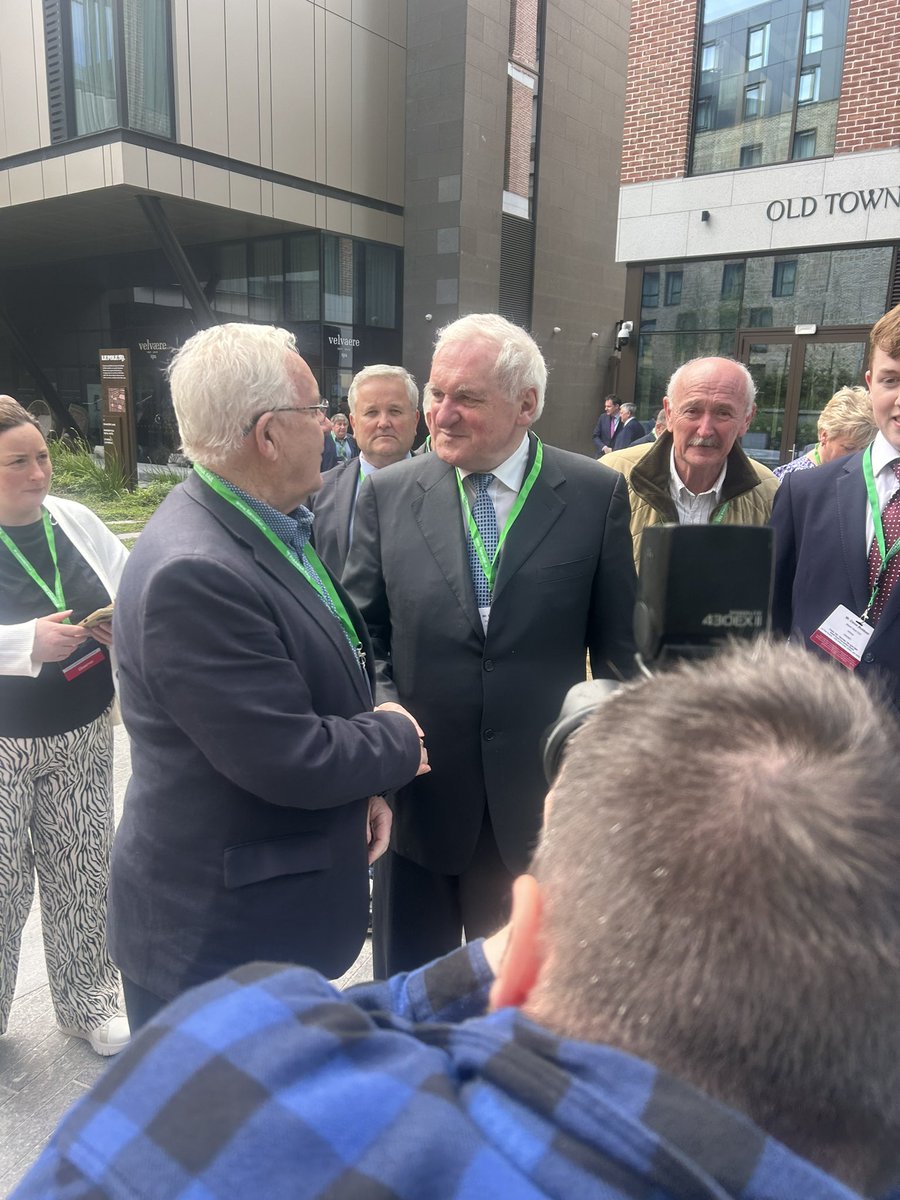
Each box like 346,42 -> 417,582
467,473 -> 499,608
866,459 -> 900,623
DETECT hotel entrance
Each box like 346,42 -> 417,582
737,328 -> 868,468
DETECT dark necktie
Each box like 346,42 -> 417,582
866,459 -> 900,623
467,473 -> 499,608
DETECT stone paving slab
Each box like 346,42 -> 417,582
0,726 -> 374,1194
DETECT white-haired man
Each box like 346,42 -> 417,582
602,357 -> 778,568
107,323 -> 427,1030
343,313 -> 637,976
310,365 -> 420,576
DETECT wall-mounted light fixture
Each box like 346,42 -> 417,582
701,210 -> 710,222
552,326 -> 561,335
590,332 -> 599,340
425,313 -> 433,322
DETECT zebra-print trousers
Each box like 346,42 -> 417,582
0,708 -> 121,1035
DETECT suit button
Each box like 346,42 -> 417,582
863,650 -> 875,663
483,728 -> 495,741
484,659 -> 494,672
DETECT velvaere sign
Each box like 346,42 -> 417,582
766,186 -> 900,221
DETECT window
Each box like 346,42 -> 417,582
743,83 -> 765,120
48,0 -> 174,141
696,96 -> 712,131
805,6 -> 824,54
721,262 -> 745,301
746,23 -> 770,71
792,129 -> 817,159
798,67 -> 820,104
665,270 -> 683,306
364,243 -> 398,328
324,236 -> 354,324
641,271 -> 660,309
773,261 -> 797,298
739,143 -> 762,168
701,41 -> 718,71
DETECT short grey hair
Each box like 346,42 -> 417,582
348,365 -> 419,414
431,313 -> 547,419
169,324 -> 300,466
667,357 -> 756,417
817,385 -> 876,449
620,402 -> 637,418
528,640 -> 900,1183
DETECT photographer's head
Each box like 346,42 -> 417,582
493,641 -> 900,1193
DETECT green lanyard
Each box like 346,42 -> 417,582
710,500 -> 730,525
0,510 -> 68,614
862,444 -> 900,619
812,445 -> 822,465
456,439 -> 543,595
194,466 -> 364,664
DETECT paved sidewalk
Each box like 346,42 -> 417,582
0,726 -> 373,1194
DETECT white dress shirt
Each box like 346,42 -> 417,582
458,433 -> 531,533
668,449 -> 728,526
865,431 -> 900,552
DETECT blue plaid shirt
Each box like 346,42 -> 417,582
15,943 -> 894,1200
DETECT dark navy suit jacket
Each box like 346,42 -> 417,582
109,472 -> 421,1001
309,461 -> 359,577
771,449 -> 900,710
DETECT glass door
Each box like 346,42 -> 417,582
737,330 -> 868,467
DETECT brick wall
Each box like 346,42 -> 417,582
834,0 -> 900,154
620,0 -> 698,185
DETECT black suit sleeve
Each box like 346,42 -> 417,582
342,478 -> 400,703
770,475 -> 797,636
587,471 -> 639,680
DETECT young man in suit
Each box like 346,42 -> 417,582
343,314 -> 637,976
108,324 -> 428,1029
592,393 -> 622,454
310,365 -> 420,577
772,303 -> 900,710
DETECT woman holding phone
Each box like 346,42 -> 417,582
0,396 -> 129,1055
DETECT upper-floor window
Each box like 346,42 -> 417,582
665,270 -> 683,306
642,271 -> 660,309
45,0 -> 174,142
773,261 -> 797,298
792,129 -> 817,159
804,6 -> 824,53
746,24 -> 770,71
690,0 -> 849,176
721,262 -> 745,300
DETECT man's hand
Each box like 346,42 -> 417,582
32,612 -> 90,663
375,701 -> 430,775
88,621 -> 114,647
366,795 -> 393,864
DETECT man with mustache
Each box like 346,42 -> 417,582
602,357 -> 778,568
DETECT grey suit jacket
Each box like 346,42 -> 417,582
109,472 -> 421,1000
772,449 -> 900,710
310,461 -> 359,577
343,434 -> 638,876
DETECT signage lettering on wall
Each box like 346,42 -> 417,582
766,186 -> 900,221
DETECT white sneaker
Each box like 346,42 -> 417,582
59,1013 -> 131,1057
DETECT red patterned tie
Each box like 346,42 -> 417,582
866,460 -> 900,623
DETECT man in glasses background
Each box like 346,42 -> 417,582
107,322 -> 428,1029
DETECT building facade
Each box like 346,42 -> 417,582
0,0 -> 629,461
616,0 -> 899,466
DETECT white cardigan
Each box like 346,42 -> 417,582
0,495 -> 129,678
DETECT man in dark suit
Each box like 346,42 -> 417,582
310,365 -> 420,576
343,314 -> 637,976
613,402 -> 645,449
772,304 -> 900,710
592,394 -> 622,454
109,323 -> 427,1030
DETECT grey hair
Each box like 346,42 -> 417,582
432,313 -> 547,419
168,324 -> 300,467
528,639 -> 900,1182
817,385 -> 876,449
620,402 -> 637,418
348,365 -> 419,414
667,357 -> 756,416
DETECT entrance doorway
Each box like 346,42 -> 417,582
737,328 -> 868,468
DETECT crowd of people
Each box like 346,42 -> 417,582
3,302 -> 900,1198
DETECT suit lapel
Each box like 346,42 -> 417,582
412,457 -> 483,638
835,453 -> 870,617
335,462 -> 360,567
492,438 -> 565,602
185,473 -> 372,706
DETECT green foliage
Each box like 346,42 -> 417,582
48,442 -> 181,529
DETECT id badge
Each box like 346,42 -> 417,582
809,605 -> 873,669
478,605 -> 491,635
60,639 -> 105,682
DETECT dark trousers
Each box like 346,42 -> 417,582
372,807 -> 514,978
122,975 -> 168,1033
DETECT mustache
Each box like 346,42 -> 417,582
687,436 -> 720,448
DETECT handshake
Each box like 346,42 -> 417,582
375,701 -> 430,776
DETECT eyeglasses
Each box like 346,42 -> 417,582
242,403 -> 329,436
